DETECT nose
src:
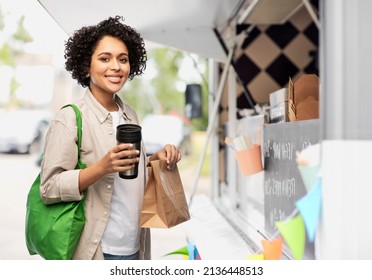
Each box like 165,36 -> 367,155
110,59 -> 120,70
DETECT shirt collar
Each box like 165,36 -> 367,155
83,89 -> 131,124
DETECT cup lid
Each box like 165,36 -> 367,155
116,124 -> 142,143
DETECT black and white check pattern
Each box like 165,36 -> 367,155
234,0 -> 319,109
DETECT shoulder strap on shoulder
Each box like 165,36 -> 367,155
61,104 -> 86,168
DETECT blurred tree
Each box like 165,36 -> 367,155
0,43 -> 14,65
121,75 -> 154,121
120,47 -> 209,131
150,48 -> 184,114
0,6 -> 33,107
0,6 -> 4,31
12,16 -> 33,48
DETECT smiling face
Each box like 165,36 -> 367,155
88,35 -> 130,98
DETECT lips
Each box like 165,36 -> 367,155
106,75 -> 122,83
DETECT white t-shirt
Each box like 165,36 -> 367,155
100,108 -> 145,255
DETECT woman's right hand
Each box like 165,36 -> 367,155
100,143 -> 140,174
78,143 -> 139,192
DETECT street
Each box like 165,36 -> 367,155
0,153 -> 42,259
0,151 -> 210,260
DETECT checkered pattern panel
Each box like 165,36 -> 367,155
235,1 -> 319,108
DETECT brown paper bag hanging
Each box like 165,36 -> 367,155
140,159 -> 190,228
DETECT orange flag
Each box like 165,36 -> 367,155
261,238 -> 283,260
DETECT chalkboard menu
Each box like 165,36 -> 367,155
263,119 -> 319,259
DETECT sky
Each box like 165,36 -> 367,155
0,0 -> 71,106
1,0 -> 67,62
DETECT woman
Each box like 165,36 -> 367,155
40,16 -> 181,260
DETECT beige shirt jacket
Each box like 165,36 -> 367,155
40,90 -> 151,260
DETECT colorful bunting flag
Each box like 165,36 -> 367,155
261,238 -> 283,260
186,242 -> 201,260
298,165 -> 320,192
275,215 -> 306,260
295,179 -> 322,242
247,254 -> 264,260
164,246 -> 189,257
164,242 -> 201,260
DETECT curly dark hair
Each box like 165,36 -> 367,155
64,15 -> 147,87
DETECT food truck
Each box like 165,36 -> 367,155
38,0 -> 372,259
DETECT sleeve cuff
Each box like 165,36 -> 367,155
58,169 -> 84,201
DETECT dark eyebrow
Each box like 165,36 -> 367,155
97,52 -> 128,57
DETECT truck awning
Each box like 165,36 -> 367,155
37,0 -> 244,61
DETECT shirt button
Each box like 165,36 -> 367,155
94,239 -> 98,244
104,211 -> 108,216
107,185 -> 112,189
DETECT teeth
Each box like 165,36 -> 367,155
107,76 -> 121,82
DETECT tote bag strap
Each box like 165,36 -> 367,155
61,104 -> 86,169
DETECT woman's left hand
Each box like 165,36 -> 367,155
150,144 -> 181,170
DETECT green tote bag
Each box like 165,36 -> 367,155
25,104 -> 86,260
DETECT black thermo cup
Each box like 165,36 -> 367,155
116,124 -> 142,179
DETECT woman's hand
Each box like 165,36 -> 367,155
100,143 -> 140,174
150,144 -> 181,170
78,143 -> 139,192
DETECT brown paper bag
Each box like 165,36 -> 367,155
140,159 -> 190,228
